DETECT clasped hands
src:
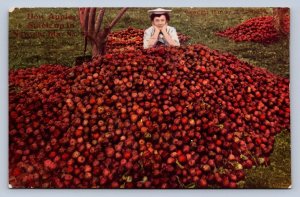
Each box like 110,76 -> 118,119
153,24 -> 168,34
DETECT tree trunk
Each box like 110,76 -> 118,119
273,8 -> 289,36
91,37 -> 107,56
79,8 -> 128,57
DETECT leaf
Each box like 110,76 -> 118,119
176,159 -> 185,169
240,154 -> 249,160
175,176 -> 185,188
186,182 -> 196,188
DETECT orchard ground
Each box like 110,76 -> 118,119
9,8 -> 290,188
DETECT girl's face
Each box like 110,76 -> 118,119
152,15 -> 167,28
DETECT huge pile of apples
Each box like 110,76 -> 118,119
216,15 -> 290,44
9,28 -> 289,189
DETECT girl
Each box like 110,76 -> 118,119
143,8 -> 180,49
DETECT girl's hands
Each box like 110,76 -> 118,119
152,24 -> 160,33
161,24 -> 168,33
152,23 -> 168,33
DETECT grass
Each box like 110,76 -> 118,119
9,8 -> 289,77
244,130 -> 291,188
9,8 -> 291,188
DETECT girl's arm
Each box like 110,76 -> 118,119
144,26 -> 160,49
147,26 -> 160,48
161,25 -> 180,46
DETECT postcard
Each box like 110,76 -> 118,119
9,7 -> 290,189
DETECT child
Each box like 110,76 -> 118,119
143,8 -> 180,49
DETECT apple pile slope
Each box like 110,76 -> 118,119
216,16 -> 290,44
9,44 -> 289,188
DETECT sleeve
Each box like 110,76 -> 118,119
168,27 -> 180,46
143,28 -> 152,49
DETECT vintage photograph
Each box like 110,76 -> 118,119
9,7 -> 290,189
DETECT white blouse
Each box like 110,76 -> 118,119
143,26 -> 180,49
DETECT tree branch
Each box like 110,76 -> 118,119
78,8 -> 85,31
108,8 -> 128,30
95,8 -> 105,36
88,8 -> 96,35
83,8 -> 90,36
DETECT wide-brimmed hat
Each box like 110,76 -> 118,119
147,8 -> 172,14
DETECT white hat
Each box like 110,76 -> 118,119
147,8 -> 172,14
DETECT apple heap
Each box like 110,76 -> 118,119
9,44 -> 289,189
216,15 -> 290,44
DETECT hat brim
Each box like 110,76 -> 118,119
147,9 -> 172,14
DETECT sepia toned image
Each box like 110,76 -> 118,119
9,7 -> 290,189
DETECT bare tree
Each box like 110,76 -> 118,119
79,8 -> 128,56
